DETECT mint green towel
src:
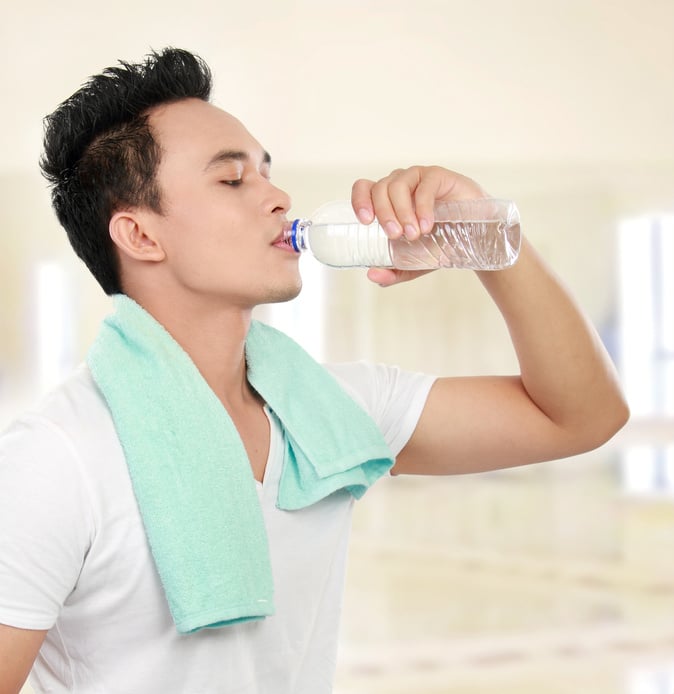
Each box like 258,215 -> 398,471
87,295 -> 393,633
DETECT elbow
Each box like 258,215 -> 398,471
605,388 -> 631,439
614,396 -> 631,434
577,393 -> 631,453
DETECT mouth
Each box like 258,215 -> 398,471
272,222 -> 298,252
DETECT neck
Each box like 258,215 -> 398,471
128,290 -> 255,407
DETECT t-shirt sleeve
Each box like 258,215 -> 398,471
0,415 -> 94,630
323,361 -> 436,457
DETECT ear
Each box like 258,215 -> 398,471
109,211 -> 166,262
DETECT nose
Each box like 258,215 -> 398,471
264,179 -> 292,216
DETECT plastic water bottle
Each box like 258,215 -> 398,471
284,199 -> 521,270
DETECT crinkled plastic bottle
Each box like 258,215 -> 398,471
285,198 -> 521,270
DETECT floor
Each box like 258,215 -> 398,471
334,540 -> 674,694
333,451 -> 674,694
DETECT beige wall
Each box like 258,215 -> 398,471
3,0 -> 673,387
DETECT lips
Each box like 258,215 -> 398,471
271,231 -> 289,248
272,221 -> 297,252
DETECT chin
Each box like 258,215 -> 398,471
264,279 -> 303,305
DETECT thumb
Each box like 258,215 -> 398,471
366,267 -> 434,287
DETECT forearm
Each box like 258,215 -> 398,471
478,237 -> 629,446
0,624 -> 46,694
352,165 -> 628,472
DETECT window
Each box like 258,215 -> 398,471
256,254 -> 326,362
629,664 -> 674,694
618,215 -> 674,417
34,261 -> 75,391
618,214 -> 674,494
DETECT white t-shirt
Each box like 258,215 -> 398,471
0,361 -> 434,694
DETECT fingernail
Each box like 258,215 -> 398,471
358,208 -> 373,223
385,221 -> 401,237
404,224 -> 418,239
420,218 -> 432,233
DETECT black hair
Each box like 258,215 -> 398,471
40,47 -> 212,294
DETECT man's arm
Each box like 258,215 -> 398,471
0,624 -> 46,694
351,166 -> 629,475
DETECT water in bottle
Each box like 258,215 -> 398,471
284,199 -> 521,271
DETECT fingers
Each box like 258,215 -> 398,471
352,169 -> 422,240
376,168 -> 421,240
351,178 -> 376,225
366,267 -> 399,286
352,166 -> 488,241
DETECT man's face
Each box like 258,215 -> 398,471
143,98 -> 300,308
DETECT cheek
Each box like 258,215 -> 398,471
159,218 -> 255,290
159,201 -> 226,259
153,188 -> 255,285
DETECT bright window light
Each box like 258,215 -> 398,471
618,215 -> 674,417
35,261 -> 73,391
260,253 -> 326,363
629,665 -> 674,694
618,214 -> 674,495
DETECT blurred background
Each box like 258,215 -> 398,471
2,0 -> 673,692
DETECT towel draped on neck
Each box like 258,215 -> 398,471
87,295 -> 394,633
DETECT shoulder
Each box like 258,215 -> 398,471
0,364 -> 124,533
0,364 -> 116,513
0,366 -> 112,629
323,361 -> 435,412
323,361 -> 436,456
0,364 -> 124,537
1,364 -> 116,462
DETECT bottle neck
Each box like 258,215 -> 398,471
284,219 -> 311,252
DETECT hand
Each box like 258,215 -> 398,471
351,166 -> 489,286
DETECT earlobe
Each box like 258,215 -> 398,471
109,211 -> 166,262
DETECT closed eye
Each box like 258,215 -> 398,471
220,179 -> 243,187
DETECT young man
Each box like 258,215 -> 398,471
0,48 -> 628,693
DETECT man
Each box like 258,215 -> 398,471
0,48 -> 628,693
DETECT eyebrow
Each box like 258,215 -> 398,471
204,149 -> 272,172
